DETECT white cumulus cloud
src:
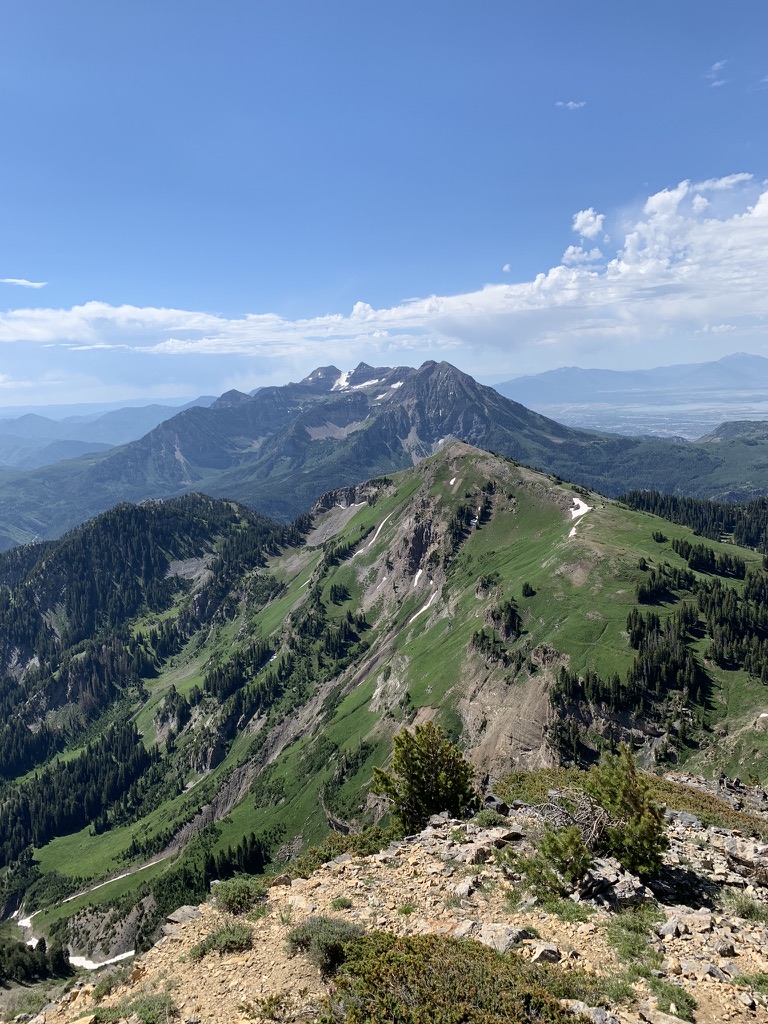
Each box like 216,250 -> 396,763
555,100 -> 586,110
562,245 -> 602,265
1,173 -> 767,391
572,208 -> 604,239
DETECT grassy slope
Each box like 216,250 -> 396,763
23,446 -> 768,939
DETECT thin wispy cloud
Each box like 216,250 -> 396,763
706,59 -> 728,87
0,173 -> 766,383
0,278 -> 47,289
555,100 -> 586,110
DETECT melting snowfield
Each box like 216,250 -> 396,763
408,586 -> 437,625
69,949 -> 135,971
366,511 -> 393,549
568,497 -> 593,537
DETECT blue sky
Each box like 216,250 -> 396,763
2,1 -> 768,406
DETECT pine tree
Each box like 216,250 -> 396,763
372,721 -> 476,831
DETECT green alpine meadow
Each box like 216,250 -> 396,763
3,440 -> 768,963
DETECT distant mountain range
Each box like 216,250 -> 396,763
0,397 -> 216,470
2,360 -> 768,549
495,353 -> 768,438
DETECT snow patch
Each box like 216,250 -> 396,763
351,378 -> 379,389
331,370 -> 351,390
568,498 -> 592,538
413,568 -> 423,588
69,949 -> 135,971
408,587 -> 438,625
570,498 -> 592,520
390,380 -> 404,388
367,512 -> 393,548
375,392 -> 388,400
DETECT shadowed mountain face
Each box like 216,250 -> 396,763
0,359 -> 767,548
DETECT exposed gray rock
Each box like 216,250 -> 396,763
483,794 -> 510,816
530,941 -> 562,963
715,937 -> 736,956
476,923 -> 528,953
578,856 -> 650,906
656,918 -> 680,938
559,1000 -> 620,1023
724,835 -> 768,884
166,905 -> 202,925
664,809 -> 702,828
453,878 -> 475,898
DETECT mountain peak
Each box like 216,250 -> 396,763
211,389 -> 253,408
301,365 -> 342,383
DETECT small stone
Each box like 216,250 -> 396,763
715,938 -> 736,957
657,918 -> 680,938
666,956 -> 682,975
476,923 -> 528,953
530,942 -> 562,964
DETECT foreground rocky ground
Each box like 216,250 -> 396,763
10,780 -> 768,1024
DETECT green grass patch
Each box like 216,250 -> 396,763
92,991 -> 176,1023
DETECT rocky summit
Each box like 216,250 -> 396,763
24,776 -> 768,1024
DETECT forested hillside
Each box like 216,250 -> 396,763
3,443 -> 768,965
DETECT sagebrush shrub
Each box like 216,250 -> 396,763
212,874 -> 267,914
286,916 -> 364,976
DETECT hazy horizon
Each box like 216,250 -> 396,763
2,3 -> 767,405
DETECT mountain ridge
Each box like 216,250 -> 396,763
5,360 -> 768,548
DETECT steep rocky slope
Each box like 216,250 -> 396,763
24,778 -> 768,1024
6,443 -> 768,972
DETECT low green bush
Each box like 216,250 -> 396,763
92,992 -> 176,1024
292,823 -> 404,877
538,825 -> 593,886
604,904 -> 664,977
212,874 -> 267,915
189,922 -> 253,960
648,977 -> 696,1021
92,965 -> 131,1001
286,916 -> 364,977
317,931 -> 621,1023
723,889 -> 768,923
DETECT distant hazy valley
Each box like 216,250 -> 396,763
3,356 -> 768,550
496,352 -> 768,438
